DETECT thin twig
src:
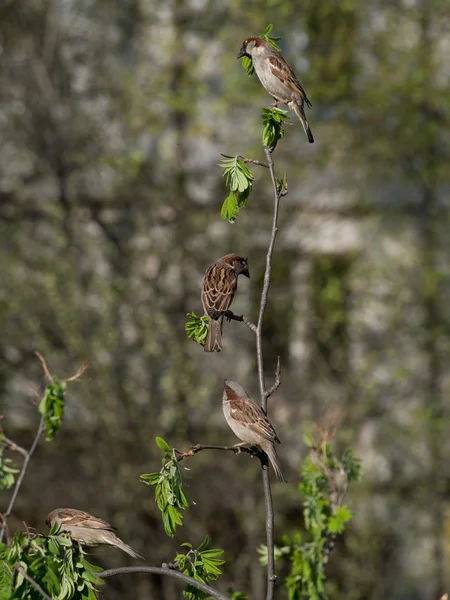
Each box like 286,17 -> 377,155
224,310 -> 257,333
175,443 -> 263,463
62,360 -> 89,382
0,513 -> 11,545
0,436 -> 29,459
35,352 -> 52,382
13,562 -> 52,600
265,356 -> 281,400
0,416 -> 45,544
242,157 -> 269,168
98,566 -> 230,600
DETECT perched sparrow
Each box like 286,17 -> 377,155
222,380 -> 287,483
45,508 -> 144,559
201,254 -> 250,352
237,36 -> 314,143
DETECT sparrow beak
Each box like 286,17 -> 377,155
237,46 -> 246,59
242,268 -> 250,279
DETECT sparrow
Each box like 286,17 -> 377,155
201,254 -> 250,352
45,508 -> 144,559
222,380 -> 287,483
237,36 -> 314,143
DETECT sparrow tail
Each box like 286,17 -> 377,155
266,443 -> 288,483
289,100 -> 314,144
204,317 -> 223,352
110,534 -> 145,559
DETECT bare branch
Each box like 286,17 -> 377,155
242,157 -> 269,168
265,356 -> 281,400
35,352 -> 52,382
98,565 -> 230,600
224,310 -> 257,333
62,360 -> 89,383
0,416 -> 45,544
0,435 -> 29,459
256,148 -> 283,413
13,562 -> 52,600
175,443 -> 263,463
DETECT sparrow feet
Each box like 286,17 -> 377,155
233,441 -> 248,455
270,99 -> 289,108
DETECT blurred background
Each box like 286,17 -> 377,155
1,0 -> 450,598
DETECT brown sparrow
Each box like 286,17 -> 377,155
237,36 -> 314,143
46,508 -> 144,559
201,254 -> 250,352
222,380 -> 287,482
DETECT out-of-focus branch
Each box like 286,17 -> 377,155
0,416 -> 45,544
265,356 -> 281,400
12,562 -> 52,600
98,565 -> 230,600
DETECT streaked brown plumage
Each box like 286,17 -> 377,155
201,254 -> 250,352
45,508 -> 144,559
222,380 -> 287,483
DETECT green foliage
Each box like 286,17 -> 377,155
261,108 -> 289,148
0,443 -> 19,490
218,155 -> 254,223
241,24 -> 282,76
229,593 -> 248,600
38,379 -> 67,441
0,527 -> 103,600
140,438 -> 193,537
174,536 -> 225,600
185,313 -> 209,346
259,434 -> 362,600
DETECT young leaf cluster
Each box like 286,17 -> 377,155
174,536 -> 225,600
38,378 -> 67,441
241,24 -> 282,76
261,108 -> 289,148
0,526 -> 102,600
185,313 -> 209,347
140,437 -> 193,537
259,436 -> 362,600
218,155 -> 254,223
0,444 -> 19,490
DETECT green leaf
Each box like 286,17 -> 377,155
38,378 -> 67,441
0,446 -> 19,490
218,155 -> 254,221
155,437 -> 171,453
221,192 -> 239,223
261,107 -> 289,148
185,312 -> 209,346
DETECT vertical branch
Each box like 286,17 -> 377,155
0,416 -> 45,544
257,148 -> 282,414
254,146 -> 283,600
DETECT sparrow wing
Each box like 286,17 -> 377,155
56,509 -> 115,531
202,263 -> 238,319
229,396 -> 281,444
268,55 -> 312,108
